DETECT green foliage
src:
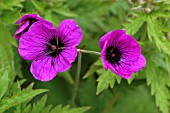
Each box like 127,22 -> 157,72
0,0 -> 24,24
0,70 -> 8,100
14,95 -> 90,113
84,1 -> 170,112
0,69 -> 48,112
0,23 -> 14,71
147,16 -> 170,54
96,69 -> 121,95
124,0 -> 170,54
0,0 -> 24,11
146,54 -> 170,113
122,1 -> 170,113
78,76 -> 161,113
50,105 -> 90,113
0,5 -> 48,113
83,58 -> 103,79
0,88 -> 48,112
0,0 -> 170,113
84,58 -> 142,94
84,59 -> 121,94
124,12 -> 146,35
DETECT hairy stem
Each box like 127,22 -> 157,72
77,49 -> 100,55
71,52 -> 82,106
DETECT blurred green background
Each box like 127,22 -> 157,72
0,0 -> 170,113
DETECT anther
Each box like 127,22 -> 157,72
111,53 -> 116,57
51,45 -> 57,50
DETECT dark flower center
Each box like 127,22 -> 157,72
24,18 -> 38,32
46,38 -> 64,57
106,46 -> 121,65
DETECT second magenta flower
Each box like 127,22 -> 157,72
99,30 -> 146,79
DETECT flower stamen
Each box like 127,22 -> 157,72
111,53 -> 116,57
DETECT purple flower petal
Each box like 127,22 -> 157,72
107,62 -> 133,79
60,47 -> 78,63
18,32 -> 45,60
101,41 -> 109,70
54,54 -> 71,72
14,14 -> 44,40
57,19 -> 82,47
99,30 -> 126,49
30,56 -> 57,82
114,34 -> 141,61
14,20 -> 29,40
15,14 -> 43,24
129,54 -> 146,72
18,21 -> 56,60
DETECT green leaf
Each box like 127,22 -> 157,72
0,89 -> 48,112
0,44 -> 9,76
0,22 -> 14,74
165,55 -> 170,75
31,0 -> 46,14
83,59 -> 102,79
83,58 -> 122,94
127,73 -> 138,84
50,105 -> 90,113
93,18 -> 110,32
146,57 -> 170,113
123,12 -> 146,35
13,47 -> 23,78
96,69 -> 121,95
44,10 -> 60,27
16,95 -> 90,113
83,65 -> 101,79
0,9 -> 22,25
52,8 -> 77,18
14,95 -> 49,113
0,70 -> 8,100
29,95 -> 49,113
147,16 -> 170,54
152,2 -> 170,18
165,0 -> 170,4
0,0 -> 24,11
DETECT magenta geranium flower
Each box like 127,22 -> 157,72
14,14 -> 44,40
99,30 -> 146,79
18,19 -> 82,81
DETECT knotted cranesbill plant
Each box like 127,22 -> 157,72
99,30 -> 146,79
14,14 -> 44,40
18,19 -> 82,81
14,13 -> 147,109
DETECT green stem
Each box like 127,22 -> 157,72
103,92 -> 120,113
77,49 -> 100,55
71,52 -> 82,106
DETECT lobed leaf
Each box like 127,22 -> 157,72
83,59 -> 102,79
96,69 -> 121,95
0,89 -> 48,112
146,56 -> 170,113
123,12 -> 146,35
16,95 -> 90,113
147,16 -> 170,54
50,105 -> 90,113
